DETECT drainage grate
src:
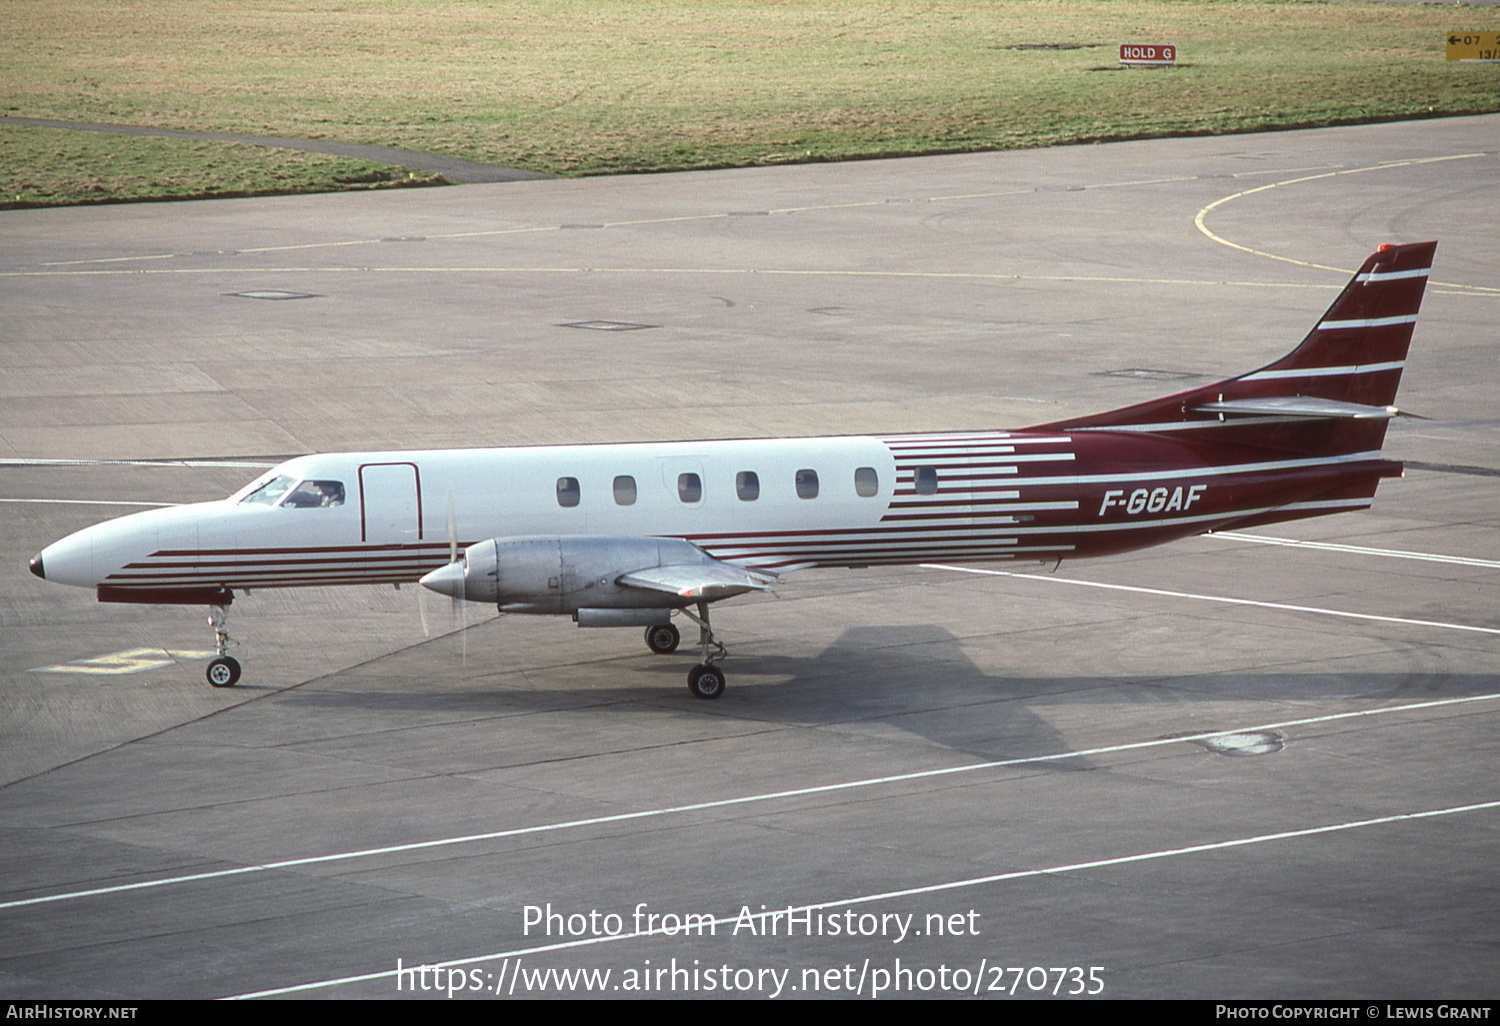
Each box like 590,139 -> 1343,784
559,320 -> 659,331
1092,368 -> 1206,381
227,290 -> 320,301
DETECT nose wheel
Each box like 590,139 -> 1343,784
207,656 -> 241,688
205,602 -> 242,687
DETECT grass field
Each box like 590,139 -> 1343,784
0,127 -> 443,207
2,0 -> 1497,207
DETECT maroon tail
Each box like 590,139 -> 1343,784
1027,241 -> 1436,460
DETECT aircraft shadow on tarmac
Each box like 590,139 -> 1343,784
269,622 -> 1485,768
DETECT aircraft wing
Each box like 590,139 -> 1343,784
618,561 -> 779,601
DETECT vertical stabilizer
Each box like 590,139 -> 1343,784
1027,242 -> 1435,460
1231,240 -> 1434,409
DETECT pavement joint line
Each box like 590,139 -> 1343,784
226,796 -> 1500,999
924,563 -> 1500,636
11,261 -> 1495,295
4,690 -> 1496,914
14,160 -> 1398,267
0,266 -> 1349,291
1209,531 -> 1500,570
42,253 -> 177,266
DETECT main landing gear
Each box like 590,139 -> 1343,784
644,622 -> 680,654
680,602 -> 727,700
643,616 -> 725,698
205,603 -> 241,688
645,606 -> 728,698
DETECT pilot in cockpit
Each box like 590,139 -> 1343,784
281,479 -> 346,508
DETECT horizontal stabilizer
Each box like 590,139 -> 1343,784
619,561 -> 779,600
1192,396 -> 1402,420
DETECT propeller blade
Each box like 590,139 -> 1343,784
446,491 -> 458,565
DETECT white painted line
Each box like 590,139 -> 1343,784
0,458 -> 276,468
0,498 -> 174,507
1211,532 -> 1500,570
30,648 -> 215,675
923,564 -> 1500,636
4,692 -> 1497,913
227,797 -> 1500,998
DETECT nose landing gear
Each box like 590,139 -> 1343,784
205,603 -> 241,688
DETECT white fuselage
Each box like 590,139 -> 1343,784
34,423 -> 1388,603
42,433 -> 1055,595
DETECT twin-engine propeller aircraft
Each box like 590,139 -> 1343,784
31,242 -> 1435,699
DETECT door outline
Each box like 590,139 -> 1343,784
358,462 -> 425,543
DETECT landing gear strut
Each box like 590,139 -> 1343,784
205,603 -> 241,688
680,601 -> 727,699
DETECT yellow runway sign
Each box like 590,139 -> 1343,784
1446,31 -> 1500,61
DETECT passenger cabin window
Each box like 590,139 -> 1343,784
914,466 -> 938,496
854,467 -> 879,497
736,471 -> 759,501
613,475 -> 637,506
557,477 -> 581,508
282,480 -> 346,508
678,473 -> 702,504
796,469 -> 819,499
240,474 -> 296,506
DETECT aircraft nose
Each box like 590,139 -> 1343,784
419,561 -> 467,601
28,554 -> 44,579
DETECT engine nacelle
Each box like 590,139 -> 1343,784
419,536 -> 719,613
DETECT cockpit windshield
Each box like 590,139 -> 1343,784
282,480 -> 346,508
238,475 -> 345,508
239,474 -> 296,506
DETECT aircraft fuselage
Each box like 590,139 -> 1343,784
33,429 -> 1396,603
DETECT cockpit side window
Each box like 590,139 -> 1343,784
282,480 -> 346,508
239,474 -> 297,506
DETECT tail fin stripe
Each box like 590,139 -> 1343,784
1242,360 -> 1404,381
1356,268 -> 1430,283
1318,315 -> 1418,330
